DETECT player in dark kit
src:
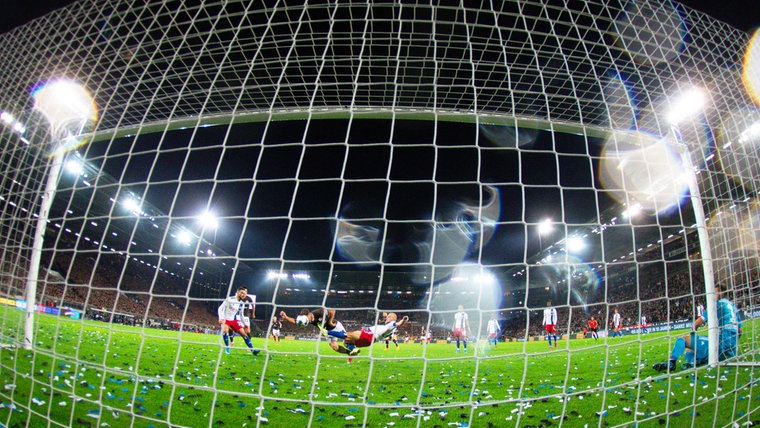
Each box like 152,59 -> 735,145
270,316 -> 282,343
280,308 -> 351,355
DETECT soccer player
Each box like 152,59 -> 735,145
452,305 -> 469,353
229,292 -> 254,346
487,317 -> 501,346
241,292 -> 255,336
653,282 -> 742,372
270,316 -> 282,343
640,314 -> 648,334
420,326 -> 432,345
543,301 -> 558,348
587,316 -> 599,340
280,308 -> 350,355
218,286 -> 261,356
384,332 -> 399,351
611,308 -> 623,338
697,302 -> 705,319
327,313 -> 409,356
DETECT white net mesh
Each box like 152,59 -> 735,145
1,0 -> 759,427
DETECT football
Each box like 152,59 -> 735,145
296,315 -> 309,327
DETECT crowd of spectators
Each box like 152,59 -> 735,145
1,226 -> 756,343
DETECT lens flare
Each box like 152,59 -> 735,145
601,70 -> 638,130
743,29 -> 760,106
716,109 -> 760,189
428,263 -> 503,313
335,219 -> 382,263
32,79 -> 98,156
479,123 -> 537,148
600,130 -> 688,214
411,186 -> 501,284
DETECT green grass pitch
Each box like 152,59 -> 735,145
1,307 -> 759,427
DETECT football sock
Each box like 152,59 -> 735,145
328,330 -> 347,339
223,334 -> 229,346
244,336 -> 253,349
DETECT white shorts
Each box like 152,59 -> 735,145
328,321 -> 346,343
272,329 -> 280,336
243,317 -> 250,327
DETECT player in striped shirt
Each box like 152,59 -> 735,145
611,308 -> 623,338
327,312 -> 409,356
543,301 -> 559,348
487,317 -> 501,346
218,286 -> 261,356
452,305 -> 469,353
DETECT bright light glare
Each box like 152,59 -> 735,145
33,80 -> 97,127
0,111 -> 14,124
743,29 -> 760,106
473,273 -> 495,284
667,88 -> 707,124
566,237 -> 586,253
622,203 -> 642,218
122,198 -> 140,213
739,122 -> 760,144
65,159 -> 83,175
538,218 -> 554,235
198,211 -> 218,229
176,231 -> 192,246
267,270 -> 288,280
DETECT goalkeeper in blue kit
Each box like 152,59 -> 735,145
653,282 -> 741,372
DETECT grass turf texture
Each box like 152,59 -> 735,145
1,307 -> 759,427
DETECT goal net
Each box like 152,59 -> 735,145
1,1 -> 759,427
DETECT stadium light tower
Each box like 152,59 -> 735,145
667,87 -> 719,366
565,236 -> 586,254
198,210 -> 219,231
538,218 -> 554,252
24,80 -> 96,350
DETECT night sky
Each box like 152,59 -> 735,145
73,118 -> 609,267
0,1 -> 758,34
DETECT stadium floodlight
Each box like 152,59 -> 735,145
64,158 -> 83,175
667,87 -> 719,366
24,80 -> 95,350
738,121 -> 760,144
566,236 -> 586,253
538,218 -> 553,235
0,110 -> 13,124
176,230 -> 192,246
198,210 -> 219,230
537,218 -> 554,252
622,203 -> 642,218
267,270 -> 287,280
122,197 -> 140,214
473,273 -> 495,284
666,87 -> 708,125
1,111 -> 27,136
